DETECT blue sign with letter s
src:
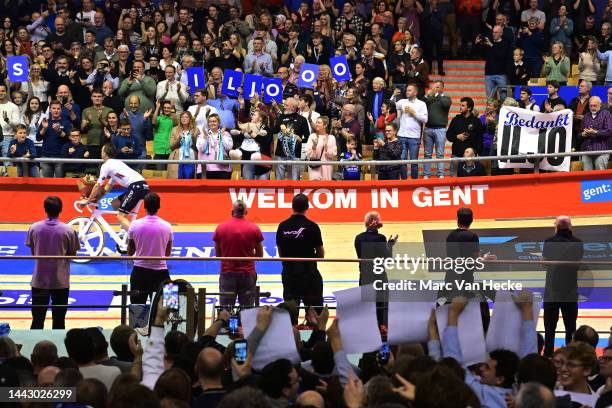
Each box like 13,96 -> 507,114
7,56 -> 28,82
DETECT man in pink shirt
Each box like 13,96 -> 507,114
127,192 -> 173,304
213,200 -> 264,307
26,196 -> 81,329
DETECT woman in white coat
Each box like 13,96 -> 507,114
305,117 -> 337,181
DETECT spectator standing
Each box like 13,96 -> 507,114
168,112 -> 200,179
373,122 -> 403,180
508,48 -> 531,86
579,37 -> 601,83
118,60 -> 156,113
156,66 -> 189,114
543,42 -> 571,85
446,97 -> 483,177
550,6 -> 574,54
213,200 -> 264,307
597,43 -> 612,85
273,98 -> 310,180
61,129 -> 90,176
305,117 -> 337,181
340,137 -> 363,180
111,119 -> 142,164
197,114 -> 234,179
540,81 -> 567,112
26,196 -> 80,329
127,192 -> 173,305
0,84 -> 20,160
521,0 -> 546,30
579,96 -> 612,171
121,96 -> 151,165
396,84 -> 428,179
188,90 -> 219,134
570,80 -> 592,151
244,37 -> 273,76
423,80 -> 452,179
477,25 -> 512,99
518,18 -> 545,78
542,215 -> 584,357
37,100 -> 72,178
81,89 -> 112,159
276,194 -> 325,308
152,100 -> 178,171
8,125 -> 38,177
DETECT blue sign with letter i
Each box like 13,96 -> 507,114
186,67 -> 206,94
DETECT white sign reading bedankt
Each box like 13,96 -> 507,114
496,106 -> 573,172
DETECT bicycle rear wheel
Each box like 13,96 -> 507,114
67,216 -> 106,263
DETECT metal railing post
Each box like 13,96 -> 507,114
197,288 -> 207,338
120,284 -> 128,325
186,286 -> 195,339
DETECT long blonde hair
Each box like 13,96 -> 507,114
550,42 -> 566,60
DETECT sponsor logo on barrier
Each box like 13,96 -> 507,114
581,180 -> 612,203
0,290 -> 115,311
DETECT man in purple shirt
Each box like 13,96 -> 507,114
26,196 -> 80,329
580,96 -> 612,171
127,192 -> 173,304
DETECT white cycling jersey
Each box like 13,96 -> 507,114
97,159 -> 145,188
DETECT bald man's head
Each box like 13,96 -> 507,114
195,347 -> 224,380
38,366 -> 60,386
232,200 -> 247,218
555,215 -> 571,231
296,390 -> 324,408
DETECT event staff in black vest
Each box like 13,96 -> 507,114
276,194 -> 325,309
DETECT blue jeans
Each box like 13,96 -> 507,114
275,156 -> 302,180
1,138 -> 12,166
485,75 -> 507,100
17,164 -> 39,177
242,164 -> 271,180
423,128 -> 446,178
399,137 -> 421,180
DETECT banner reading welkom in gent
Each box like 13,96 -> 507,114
496,106 -> 573,172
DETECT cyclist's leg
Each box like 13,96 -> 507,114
117,182 -> 149,230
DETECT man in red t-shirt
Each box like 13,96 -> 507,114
213,200 -> 264,307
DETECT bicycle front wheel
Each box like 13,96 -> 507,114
66,216 -> 106,263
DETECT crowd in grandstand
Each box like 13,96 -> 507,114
0,0 -> 610,180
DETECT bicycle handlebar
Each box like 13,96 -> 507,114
73,200 -> 97,214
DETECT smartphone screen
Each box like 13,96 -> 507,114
162,283 -> 179,309
235,340 -> 247,364
377,342 -> 390,365
229,316 -> 239,336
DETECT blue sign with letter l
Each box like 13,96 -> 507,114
581,179 -> 612,203
186,67 -> 206,94
221,69 -> 243,98
7,56 -> 28,82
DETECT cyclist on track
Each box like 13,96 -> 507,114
78,143 -> 149,233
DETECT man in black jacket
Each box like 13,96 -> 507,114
273,98 -> 310,180
542,215 -> 584,357
477,25 -> 512,100
446,97 -> 483,177
364,78 -> 392,144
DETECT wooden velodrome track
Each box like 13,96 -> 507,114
0,216 -> 611,347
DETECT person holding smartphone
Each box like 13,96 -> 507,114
127,192 -> 173,304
